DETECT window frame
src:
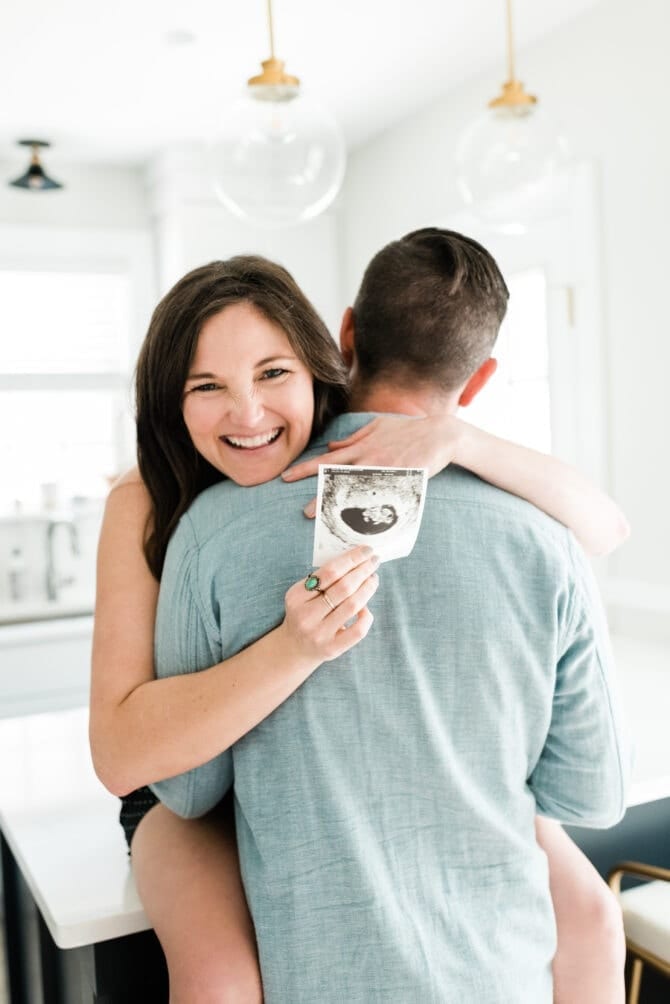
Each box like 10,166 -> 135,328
0,224 -> 156,482
442,160 -> 608,490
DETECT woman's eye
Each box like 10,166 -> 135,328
190,382 -> 220,393
260,368 -> 288,380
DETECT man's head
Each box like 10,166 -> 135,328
341,228 -> 509,413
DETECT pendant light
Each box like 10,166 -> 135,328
209,0 -> 346,228
9,140 -> 64,192
456,0 -> 569,233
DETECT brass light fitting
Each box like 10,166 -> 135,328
247,0 -> 300,101
488,0 -> 537,113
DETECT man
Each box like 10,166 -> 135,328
152,229 -> 629,1001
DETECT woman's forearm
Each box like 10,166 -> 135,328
91,538 -> 378,798
93,624 -> 318,797
451,418 -> 630,557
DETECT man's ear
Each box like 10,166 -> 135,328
457,358 -> 498,407
339,306 -> 355,367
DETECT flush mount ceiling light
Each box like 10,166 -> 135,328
456,0 -> 570,233
9,140 -> 64,192
210,0 -> 346,228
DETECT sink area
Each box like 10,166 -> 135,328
0,504 -> 102,628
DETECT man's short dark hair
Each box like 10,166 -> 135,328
352,228 -> 509,392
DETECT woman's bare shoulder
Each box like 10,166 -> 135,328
107,467 -> 150,506
109,465 -> 146,492
102,467 -> 152,537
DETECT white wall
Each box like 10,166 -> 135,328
146,148 -> 344,336
0,159 -> 156,381
340,0 -> 670,632
0,160 -> 149,229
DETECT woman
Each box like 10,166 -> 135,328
90,256 -> 627,1003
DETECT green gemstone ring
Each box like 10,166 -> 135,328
304,573 -> 321,592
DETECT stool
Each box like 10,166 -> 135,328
608,861 -> 670,1004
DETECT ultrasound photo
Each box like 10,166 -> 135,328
312,464 -> 428,566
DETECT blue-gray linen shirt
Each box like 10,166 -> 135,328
151,413 -> 630,1004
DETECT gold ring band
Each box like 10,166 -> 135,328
321,591 -> 336,612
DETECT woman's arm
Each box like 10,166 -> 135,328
89,471 -> 378,797
282,414 -> 630,557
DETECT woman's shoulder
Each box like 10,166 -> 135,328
110,465 -> 144,491
104,467 -> 152,528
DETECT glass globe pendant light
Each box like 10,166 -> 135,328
456,0 -> 570,233
210,0 -> 346,228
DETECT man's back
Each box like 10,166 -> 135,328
153,413 -> 627,1004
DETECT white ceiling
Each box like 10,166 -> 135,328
0,0 -> 604,168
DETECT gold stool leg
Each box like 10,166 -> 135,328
627,957 -> 643,1004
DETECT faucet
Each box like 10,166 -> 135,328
45,519 -> 80,602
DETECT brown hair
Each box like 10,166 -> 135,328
135,256 -> 348,578
352,228 -> 509,393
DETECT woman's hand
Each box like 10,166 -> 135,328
282,414 -> 462,518
282,412 -> 629,556
279,545 -> 380,664
282,414 -> 462,483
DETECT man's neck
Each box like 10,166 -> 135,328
350,382 -> 458,418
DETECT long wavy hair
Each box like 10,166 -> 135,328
135,256 -> 349,579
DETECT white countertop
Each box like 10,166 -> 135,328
0,707 -> 147,949
1,798 -> 147,950
0,634 -> 667,949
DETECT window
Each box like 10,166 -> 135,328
464,267 -> 552,454
0,269 -> 134,512
0,227 -> 154,620
444,162 -> 607,485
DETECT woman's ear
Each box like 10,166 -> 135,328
458,358 -> 498,407
339,307 -> 356,367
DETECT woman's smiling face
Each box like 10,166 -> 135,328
182,301 -> 315,486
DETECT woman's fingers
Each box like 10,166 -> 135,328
281,424 -> 380,482
285,545 -> 377,612
283,443 -> 365,482
320,543 -> 376,582
326,420 -> 379,451
303,498 -> 317,519
281,452 -> 329,482
309,572 -> 379,661
328,606 -> 375,656
317,554 -> 379,610
285,414 -> 454,485
324,571 -> 379,633
283,547 -> 380,662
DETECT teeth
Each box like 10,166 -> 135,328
224,429 -> 281,449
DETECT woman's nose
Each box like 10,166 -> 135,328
229,389 -> 264,427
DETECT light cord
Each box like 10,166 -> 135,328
506,0 -> 516,81
266,0 -> 276,59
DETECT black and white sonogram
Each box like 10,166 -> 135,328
312,465 -> 428,566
